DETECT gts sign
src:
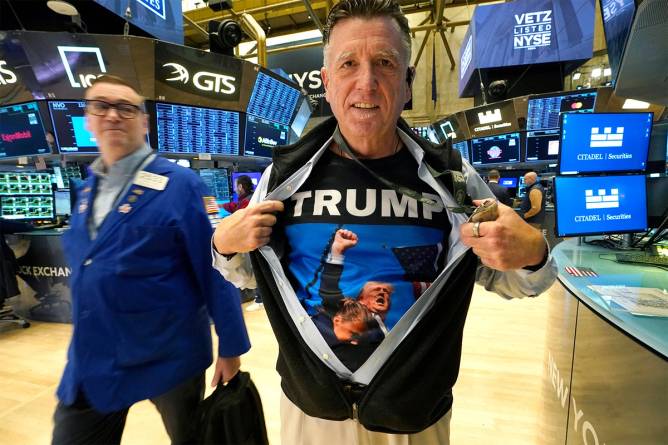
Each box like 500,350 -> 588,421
290,70 -> 322,90
0,60 -> 18,85
163,62 -> 237,95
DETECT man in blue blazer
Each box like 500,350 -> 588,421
52,75 -> 250,445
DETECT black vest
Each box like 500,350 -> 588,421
250,117 -> 479,433
521,182 -> 546,225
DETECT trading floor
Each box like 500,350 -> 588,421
0,283 -> 557,445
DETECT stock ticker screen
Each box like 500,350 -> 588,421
453,140 -> 470,162
48,101 -> 99,154
0,102 -> 51,159
198,168 -> 230,201
526,90 -> 597,131
247,72 -> 300,126
243,115 -> 289,158
155,103 -> 240,155
470,132 -> 521,165
0,172 -> 54,221
525,129 -> 560,162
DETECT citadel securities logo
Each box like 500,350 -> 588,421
513,10 -> 552,50
162,62 -> 236,95
57,46 -> 107,88
478,109 -> 502,125
590,126 -> 624,148
0,60 -> 18,85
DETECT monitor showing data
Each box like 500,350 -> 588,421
0,195 -> 55,220
243,115 -> 289,158
198,168 -> 230,201
470,132 -> 520,165
554,174 -> 647,237
155,103 -> 240,155
527,90 -> 597,131
0,172 -> 52,196
453,140 -> 470,162
500,177 -> 518,188
48,101 -> 99,154
559,112 -> 652,174
247,71 -> 301,126
0,102 -> 51,159
525,129 -> 560,162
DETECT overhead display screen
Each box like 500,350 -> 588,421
526,89 -> 597,131
155,102 -> 240,155
559,112 -> 652,174
464,100 -> 518,138
525,129 -> 560,162
0,101 -> 51,159
48,101 -> 99,154
94,0 -> 183,45
554,174 -> 647,237
470,132 -> 521,165
243,115 -> 289,158
247,71 -> 300,126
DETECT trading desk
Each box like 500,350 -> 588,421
540,238 -> 667,445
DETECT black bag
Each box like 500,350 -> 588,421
195,371 -> 270,445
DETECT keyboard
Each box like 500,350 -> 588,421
615,252 -> 668,267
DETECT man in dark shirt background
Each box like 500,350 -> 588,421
486,170 -> 513,207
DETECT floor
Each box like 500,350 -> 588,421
0,284 -> 557,444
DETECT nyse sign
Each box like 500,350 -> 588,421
513,10 -> 553,50
0,60 -> 18,85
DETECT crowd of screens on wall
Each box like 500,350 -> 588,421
154,71 -> 308,158
0,172 -> 54,223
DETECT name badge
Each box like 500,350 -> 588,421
134,171 -> 169,191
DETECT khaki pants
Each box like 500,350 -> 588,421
280,392 -> 451,445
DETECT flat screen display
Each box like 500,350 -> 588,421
453,140 -> 470,162
231,171 -> 262,202
500,177 -> 518,188
599,0 -> 636,86
470,132 -> 521,165
559,112 -> 652,174
54,190 -> 71,216
94,0 -> 183,45
243,115 -> 289,158
525,129 -> 560,162
646,175 -> 667,228
155,103 -> 240,156
247,71 -> 301,126
554,174 -> 647,237
0,172 -> 52,196
0,101 -> 51,159
465,100 -> 518,138
526,90 -> 597,131
517,176 -> 527,198
48,101 -> 99,154
53,165 -> 84,190
290,98 -> 311,138
0,195 -> 54,221
199,168 -> 230,201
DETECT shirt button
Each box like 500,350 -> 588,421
322,353 -> 329,360
299,316 -> 305,323
83,259 -> 93,266
286,185 -> 292,191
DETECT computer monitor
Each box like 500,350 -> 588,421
559,112 -> 653,174
231,171 -> 262,202
54,190 -> 71,216
290,97 -> 312,139
247,71 -> 301,126
499,177 -> 518,188
48,101 -> 99,154
53,165 -> 85,190
243,115 -> 289,158
452,140 -> 470,162
646,121 -> 667,173
155,103 -> 240,156
646,175 -> 667,228
470,132 -> 520,166
0,195 -> 55,221
0,101 -> 51,159
525,129 -> 560,162
517,176 -> 527,198
0,172 -> 52,196
554,174 -> 647,237
198,169 -> 230,201
526,89 -> 597,131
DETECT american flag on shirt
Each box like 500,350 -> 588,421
564,266 -> 598,277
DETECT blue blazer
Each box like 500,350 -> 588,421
57,156 -> 250,413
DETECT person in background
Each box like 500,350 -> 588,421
222,174 -> 254,213
521,171 -> 546,229
212,1 -> 556,443
486,169 -> 513,207
52,74 -> 250,445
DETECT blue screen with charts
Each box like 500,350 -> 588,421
554,175 -> 647,237
559,112 -> 652,174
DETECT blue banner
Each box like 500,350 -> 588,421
94,0 -> 183,45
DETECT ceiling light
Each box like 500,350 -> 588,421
591,68 -> 602,78
603,68 -> 612,76
47,0 -> 79,16
572,72 -> 581,80
622,99 -> 650,109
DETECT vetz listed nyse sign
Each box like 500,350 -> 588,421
514,10 -> 552,50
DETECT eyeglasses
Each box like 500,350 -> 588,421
85,99 -> 142,119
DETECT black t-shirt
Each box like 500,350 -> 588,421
282,147 -> 452,371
